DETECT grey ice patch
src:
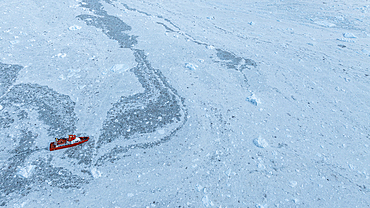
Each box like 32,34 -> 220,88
1,83 -> 77,137
0,111 -> 14,128
64,134 -> 95,166
31,159 -> 89,189
77,0 -> 187,165
0,62 -> 23,97
78,14 -> 137,48
0,81 -> 85,206
77,0 -> 137,48
79,0 -> 107,16
96,50 -> 187,164
215,49 -> 256,71
0,130 -> 86,206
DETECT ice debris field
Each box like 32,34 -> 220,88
0,0 -> 370,207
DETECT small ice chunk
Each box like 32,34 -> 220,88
10,40 -> 19,45
196,184 -> 204,192
185,63 -> 198,71
110,64 -> 126,72
255,204 -> 265,208
207,16 -> 215,20
246,93 -> 261,106
253,136 -> 268,148
258,163 -> 266,169
58,74 -> 66,80
0,105 -> 3,111
202,195 -> 214,207
337,38 -> 355,43
18,165 -> 35,178
224,169 -> 232,177
343,33 -> 356,38
362,49 -> 370,56
249,21 -> 255,25
289,181 -> 298,187
206,45 -> 215,49
57,53 -> 67,58
349,164 -> 355,170
315,21 -> 336,27
91,168 -> 102,178
69,25 -> 82,31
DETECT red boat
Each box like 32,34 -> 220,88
50,135 -> 89,151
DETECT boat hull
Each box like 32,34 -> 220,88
49,137 -> 89,151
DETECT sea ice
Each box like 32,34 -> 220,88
0,105 -> 3,110
253,136 -> 268,148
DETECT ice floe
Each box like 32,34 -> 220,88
253,136 -> 268,148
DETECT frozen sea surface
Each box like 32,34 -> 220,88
1,0 -> 370,207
